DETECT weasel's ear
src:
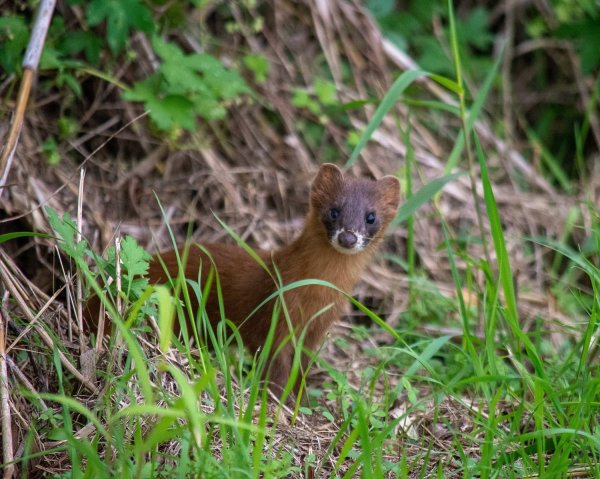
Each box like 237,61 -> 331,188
310,163 -> 344,209
378,175 -> 401,213
314,163 -> 344,185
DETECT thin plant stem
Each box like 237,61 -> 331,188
447,0 -> 491,268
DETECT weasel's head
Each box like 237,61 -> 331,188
309,163 -> 400,255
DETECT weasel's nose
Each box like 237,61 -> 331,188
338,231 -> 357,249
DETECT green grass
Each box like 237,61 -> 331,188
23,170 -> 599,478
5,1 -> 600,477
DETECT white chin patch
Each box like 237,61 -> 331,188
331,229 -> 367,255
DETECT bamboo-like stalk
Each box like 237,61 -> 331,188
0,0 -> 57,198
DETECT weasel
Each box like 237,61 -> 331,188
145,163 -> 400,394
88,164 -> 400,396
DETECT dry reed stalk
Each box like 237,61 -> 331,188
0,290 -> 15,479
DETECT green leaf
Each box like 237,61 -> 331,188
193,96 -> 225,121
314,78 -> 338,106
125,36 -> 250,130
415,36 -> 455,77
124,78 -> 197,130
292,89 -> 312,108
153,37 -> 249,99
558,19 -> 600,74
42,137 -> 61,165
529,237 -> 600,285
392,172 -> 465,226
120,236 -> 152,277
429,74 -> 463,95
123,74 -> 160,102
458,6 -> 494,50
0,16 -> 28,74
152,35 -> 185,63
152,95 -> 197,130
119,236 -> 153,300
86,0 -> 153,54
475,135 -> 547,382
0,232 -> 51,245
59,31 -> 103,65
156,285 -> 175,353
203,67 -> 250,99
243,53 -> 270,83
366,0 -> 396,18
445,48 -> 502,173
46,207 -> 87,260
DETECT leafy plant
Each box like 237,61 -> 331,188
83,0 -> 154,54
556,14 -> 600,74
124,35 -> 251,132
46,207 -> 152,308
97,236 -> 153,303
0,16 -> 28,74
0,1 -> 253,141
243,53 -> 270,84
41,138 -> 61,166
292,78 -> 339,117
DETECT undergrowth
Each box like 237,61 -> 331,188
1,0 -> 599,478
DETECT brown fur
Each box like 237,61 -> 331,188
89,164 -> 400,396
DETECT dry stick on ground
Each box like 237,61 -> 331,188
76,169 -> 86,356
0,0 -> 57,199
0,290 -> 15,479
115,236 -> 122,317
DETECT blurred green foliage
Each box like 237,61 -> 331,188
367,0 -> 599,184
0,1 -> 255,141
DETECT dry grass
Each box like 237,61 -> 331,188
0,0 -> 598,477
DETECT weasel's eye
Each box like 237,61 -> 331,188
328,208 -> 340,220
365,212 -> 376,224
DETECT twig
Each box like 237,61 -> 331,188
6,357 -> 49,412
115,236 -> 122,316
502,0 -> 515,144
76,169 -> 86,355
5,284 -> 66,355
0,290 -> 15,479
112,236 -> 126,366
0,0 -> 57,199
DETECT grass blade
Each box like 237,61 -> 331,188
345,69 -> 428,168
392,172 -> 465,226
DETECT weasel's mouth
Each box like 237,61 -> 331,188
331,229 -> 367,255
